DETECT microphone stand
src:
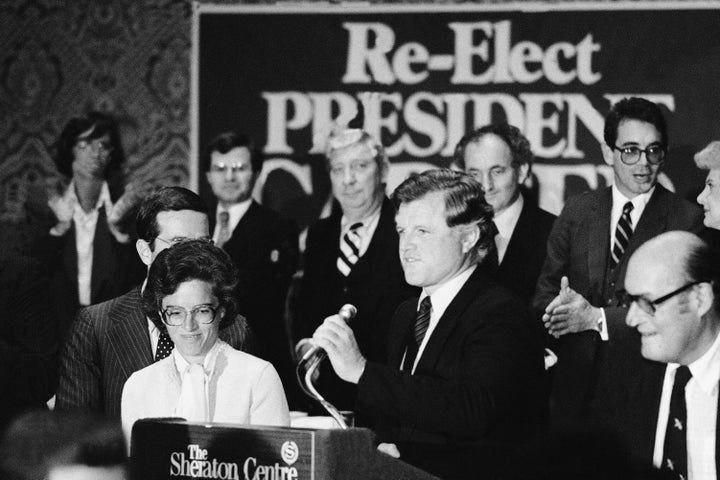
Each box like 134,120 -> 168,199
296,350 -> 350,429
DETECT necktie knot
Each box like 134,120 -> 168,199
674,365 -> 692,390
216,210 -> 231,247
622,201 -> 634,215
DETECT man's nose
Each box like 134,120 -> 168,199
224,167 -> 235,181
625,303 -> 640,327
342,167 -> 356,184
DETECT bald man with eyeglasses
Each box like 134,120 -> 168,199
532,97 -> 705,430
589,231 -> 720,480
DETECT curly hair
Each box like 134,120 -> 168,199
392,169 -> 496,265
142,239 -> 240,332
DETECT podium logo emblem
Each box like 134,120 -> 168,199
281,441 -> 299,465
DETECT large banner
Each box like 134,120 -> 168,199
192,3 -> 720,228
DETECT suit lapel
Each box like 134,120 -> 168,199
587,188 -> 612,290
414,269 -> 485,373
387,300 -> 416,369
225,201 -> 260,248
106,288 -> 154,377
501,199 -> 532,269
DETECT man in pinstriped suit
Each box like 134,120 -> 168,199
56,187 -> 249,418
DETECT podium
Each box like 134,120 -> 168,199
130,419 -> 439,480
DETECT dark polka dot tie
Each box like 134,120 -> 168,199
662,365 -> 692,480
155,330 -> 174,361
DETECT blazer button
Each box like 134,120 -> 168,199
607,298 -> 613,306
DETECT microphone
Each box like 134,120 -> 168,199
300,304 -> 357,364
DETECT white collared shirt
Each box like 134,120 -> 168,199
609,184 -> 654,247
69,181 -> 113,306
653,331 -> 720,480
339,206 -> 382,259
213,199 -> 253,244
403,265 -> 477,373
493,194 -> 524,264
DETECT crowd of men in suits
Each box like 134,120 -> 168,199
2,96 -> 719,480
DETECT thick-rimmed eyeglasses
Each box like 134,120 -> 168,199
154,236 -> 213,248
161,304 -> 218,326
616,281 -> 701,315
611,145 -> 665,165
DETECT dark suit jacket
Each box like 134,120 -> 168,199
496,199 -> 555,305
0,255 -> 58,430
356,267 -> 546,480
295,198 -> 419,410
532,184 -> 705,429
589,332 -> 720,475
22,181 -> 142,337
56,287 -> 250,419
210,201 -> 299,404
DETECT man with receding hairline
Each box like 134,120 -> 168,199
591,231 -> 720,480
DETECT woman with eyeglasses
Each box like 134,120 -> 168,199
121,239 -> 289,441
22,111 -> 146,336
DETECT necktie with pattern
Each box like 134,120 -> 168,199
611,201 -> 634,268
216,210 -> 231,248
155,330 -> 174,361
337,222 -> 363,276
402,296 -> 432,373
662,365 -> 692,480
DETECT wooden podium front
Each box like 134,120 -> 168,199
129,418 -> 438,480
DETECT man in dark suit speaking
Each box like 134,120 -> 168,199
311,169 -> 546,480
592,231 -> 720,480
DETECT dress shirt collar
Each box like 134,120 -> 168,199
172,340 -> 222,379
340,204 -> 382,258
214,198 -> 252,243
67,180 -> 113,217
611,183 -> 654,220
669,329 -> 720,395
493,192 -> 524,239
419,264 -> 477,320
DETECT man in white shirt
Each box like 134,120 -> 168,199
532,97 -> 704,429
592,231 -> 720,480
311,169 -> 545,480
454,123 -> 555,303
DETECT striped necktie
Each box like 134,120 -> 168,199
402,296 -> 432,373
662,365 -> 692,480
337,222 -> 363,276
611,201 -> 634,268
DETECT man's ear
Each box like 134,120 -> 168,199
136,239 -> 153,267
516,163 -> 530,185
601,143 -> 615,166
460,224 -> 480,254
695,282 -> 715,318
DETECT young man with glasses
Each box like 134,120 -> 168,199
533,97 -> 705,430
591,231 -> 720,480
56,187 -> 249,419
202,131 -> 299,406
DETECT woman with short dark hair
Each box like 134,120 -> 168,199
121,240 -> 289,441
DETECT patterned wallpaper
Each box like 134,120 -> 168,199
0,0 -> 670,249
